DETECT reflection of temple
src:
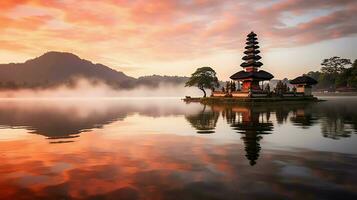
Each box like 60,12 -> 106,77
275,106 -> 292,124
290,108 -> 318,128
188,104 -> 276,165
185,105 -> 219,134
212,105 -> 273,166
186,99 -> 357,164
230,107 -> 273,165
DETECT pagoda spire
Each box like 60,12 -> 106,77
241,31 -> 263,70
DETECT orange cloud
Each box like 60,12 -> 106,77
0,0 -> 30,10
0,40 -> 29,51
0,0 -> 356,77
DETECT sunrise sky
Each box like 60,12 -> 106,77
0,0 -> 356,80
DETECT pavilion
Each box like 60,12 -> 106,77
290,75 -> 318,96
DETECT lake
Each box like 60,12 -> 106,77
0,97 -> 356,199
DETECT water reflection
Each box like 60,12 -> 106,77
0,99 -> 201,142
0,101 -> 127,141
214,105 -> 273,165
186,100 -> 357,139
316,98 -> 357,138
185,104 -> 284,165
186,99 -> 357,165
290,108 -> 318,128
185,105 -> 219,134
1,98 -> 356,143
0,98 -> 357,199
1,134 -> 356,199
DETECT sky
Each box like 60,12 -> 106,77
0,0 -> 356,80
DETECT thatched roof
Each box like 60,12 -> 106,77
246,41 -> 259,45
230,70 -> 274,80
246,37 -> 257,41
240,61 -> 263,67
245,45 -> 259,49
247,32 -> 257,37
244,49 -> 260,54
290,75 -> 318,85
246,38 -> 258,42
242,55 -> 261,61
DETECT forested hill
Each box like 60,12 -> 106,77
0,52 -> 189,89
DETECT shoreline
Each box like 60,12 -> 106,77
313,92 -> 357,96
183,96 -> 322,104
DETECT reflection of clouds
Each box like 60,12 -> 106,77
0,134 -> 356,199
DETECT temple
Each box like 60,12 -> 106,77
230,32 -> 273,94
205,31 -> 319,101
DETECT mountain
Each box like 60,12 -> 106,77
0,51 -> 211,90
0,51 -> 137,89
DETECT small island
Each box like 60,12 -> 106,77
184,31 -> 319,104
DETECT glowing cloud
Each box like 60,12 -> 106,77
0,0 -> 356,79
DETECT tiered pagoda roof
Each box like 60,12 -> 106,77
230,31 -> 274,81
230,70 -> 274,80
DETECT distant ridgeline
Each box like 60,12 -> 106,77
0,52 -> 190,90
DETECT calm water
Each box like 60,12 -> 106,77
0,97 -> 356,199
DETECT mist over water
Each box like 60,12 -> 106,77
0,78 -> 202,98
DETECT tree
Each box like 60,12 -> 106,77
306,71 -> 321,81
321,56 -> 351,74
347,59 -> 357,88
304,58 -> 356,91
318,73 -> 335,90
185,67 -> 219,97
335,72 -> 348,87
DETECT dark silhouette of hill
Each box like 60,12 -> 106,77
0,51 -> 189,89
0,51 -> 200,89
0,51 -> 137,88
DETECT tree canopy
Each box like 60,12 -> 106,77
321,56 -> 352,74
306,57 -> 356,91
185,67 -> 219,97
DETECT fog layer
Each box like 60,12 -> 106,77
0,78 -> 202,98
